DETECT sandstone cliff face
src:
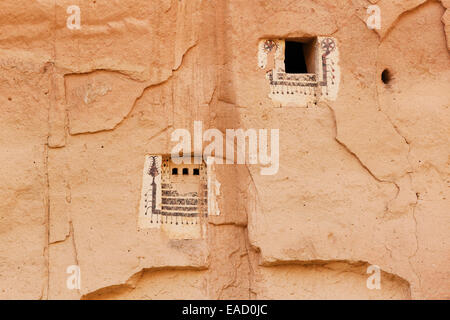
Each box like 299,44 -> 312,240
0,0 -> 448,300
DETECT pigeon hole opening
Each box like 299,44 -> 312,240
381,69 -> 392,84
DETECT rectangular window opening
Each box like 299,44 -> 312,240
284,40 -> 315,74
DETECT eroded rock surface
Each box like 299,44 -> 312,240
0,0 -> 448,299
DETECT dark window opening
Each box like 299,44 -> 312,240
193,168 -> 200,175
381,69 -> 392,85
172,168 -> 178,175
284,41 -> 309,74
182,168 -> 189,175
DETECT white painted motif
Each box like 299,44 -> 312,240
139,155 -> 219,239
258,37 -> 340,107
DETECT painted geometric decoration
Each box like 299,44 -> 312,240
258,37 -> 340,107
138,155 -> 210,239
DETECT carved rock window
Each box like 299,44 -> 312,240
258,37 -> 340,107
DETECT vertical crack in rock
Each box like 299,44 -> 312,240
408,192 -> 422,293
369,0 -> 449,294
243,227 -> 257,299
324,102 -> 400,215
43,1 -> 58,299
43,143 -> 50,300
374,42 -> 414,173
69,220 -> 81,296
373,41 -> 416,217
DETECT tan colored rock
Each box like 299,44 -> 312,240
65,71 -> 148,134
255,262 -> 411,299
0,0 -> 448,300
443,8 -> 450,50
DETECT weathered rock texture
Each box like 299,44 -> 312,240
0,0 -> 448,299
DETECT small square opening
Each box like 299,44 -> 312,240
284,40 -> 314,74
172,168 -> 178,175
182,168 -> 189,175
193,168 -> 200,176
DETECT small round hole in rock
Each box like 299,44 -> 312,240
381,69 -> 392,85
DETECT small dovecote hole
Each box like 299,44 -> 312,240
381,69 -> 392,85
172,168 -> 178,175
193,168 -> 200,176
183,168 -> 189,175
